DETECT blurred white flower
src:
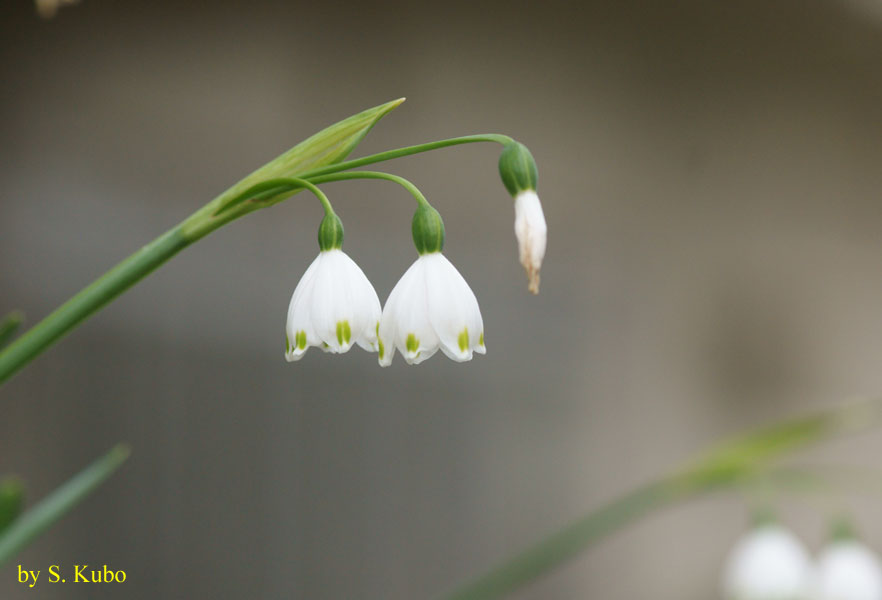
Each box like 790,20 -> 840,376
813,540 -> 882,600
378,252 -> 485,366
513,189 -> 547,294
285,249 -> 381,361
722,525 -> 813,600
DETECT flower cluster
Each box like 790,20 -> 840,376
283,143 -> 544,366
722,522 -> 882,600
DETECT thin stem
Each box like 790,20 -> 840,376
285,177 -> 335,216
296,134 -> 513,180
308,171 -> 429,206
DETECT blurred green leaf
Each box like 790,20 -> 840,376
0,445 -> 130,567
0,311 -> 24,350
442,397 -> 882,600
0,478 -> 25,532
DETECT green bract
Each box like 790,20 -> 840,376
217,98 -> 405,212
498,141 -> 538,196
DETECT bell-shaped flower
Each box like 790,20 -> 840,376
285,248 -> 381,361
722,524 -> 813,600
813,539 -> 882,600
378,252 -> 485,366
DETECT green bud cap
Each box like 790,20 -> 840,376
318,212 -> 344,250
412,203 -> 445,254
498,141 -> 538,196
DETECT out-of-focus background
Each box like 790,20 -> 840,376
3,0 -> 882,597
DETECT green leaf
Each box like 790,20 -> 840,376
0,444 -> 130,567
213,97 -> 405,215
0,477 -> 25,532
0,311 -> 24,350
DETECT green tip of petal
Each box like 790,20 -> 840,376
479,331 -> 484,347
336,320 -> 352,346
285,333 -> 290,353
378,338 -> 385,359
296,331 -> 308,350
458,328 -> 469,352
406,333 -> 419,354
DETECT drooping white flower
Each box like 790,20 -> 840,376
813,540 -> 882,600
722,525 -> 813,600
285,249 -> 381,361
514,189 -> 547,294
378,252 -> 485,366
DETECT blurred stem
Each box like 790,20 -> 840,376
0,135 -> 511,385
0,445 -> 129,566
440,397 -> 882,600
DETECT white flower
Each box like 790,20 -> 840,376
722,525 -> 813,600
378,252 -> 485,366
813,540 -> 882,600
513,190 -> 547,294
285,249 -> 381,361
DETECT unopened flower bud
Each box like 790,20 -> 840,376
499,142 -> 546,294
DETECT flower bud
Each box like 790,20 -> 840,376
499,142 -> 546,294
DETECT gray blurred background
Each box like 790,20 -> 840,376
3,0 -> 882,597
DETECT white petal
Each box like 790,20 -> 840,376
423,253 -> 483,362
514,190 -> 547,294
285,253 -> 323,361
379,256 -> 440,366
722,525 -> 812,600
814,541 -> 882,600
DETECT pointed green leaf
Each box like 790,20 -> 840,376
0,477 -> 25,532
214,98 -> 405,214
0,444 -> 130,566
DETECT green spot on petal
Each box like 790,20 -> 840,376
479,332 -> 484,346
378,338 -> 385,359
285,333 -> 290,353
335,320 -> 352,346
296,331 -> 307,350
458,327 -> 469,352
406,333 -> 419,354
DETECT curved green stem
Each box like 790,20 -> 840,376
286,177 -> 335,216
296,134 -> 512,180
